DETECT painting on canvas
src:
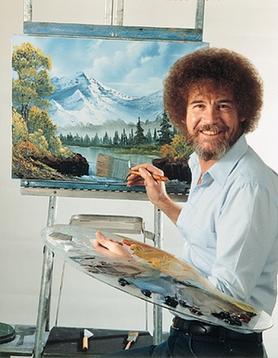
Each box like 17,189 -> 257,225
12,34 -> 206,192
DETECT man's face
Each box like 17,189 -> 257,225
184,82 -> 244,161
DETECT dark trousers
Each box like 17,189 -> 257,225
108,326 -> 266,358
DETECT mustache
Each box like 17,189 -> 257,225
195,123 -> 228,133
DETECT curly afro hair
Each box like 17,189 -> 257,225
163,47 -> 263,134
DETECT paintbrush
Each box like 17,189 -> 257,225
96,153 -> 169,182
124,331 -> 139,350
82,329 -> 94,351
127,169 -> 169,182
96,153 -> 131,180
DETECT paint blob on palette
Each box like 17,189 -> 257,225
42,224 -> 272,332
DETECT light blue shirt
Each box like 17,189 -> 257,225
176,135 -> 278,315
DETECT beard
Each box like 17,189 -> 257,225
185,124 -> 241,161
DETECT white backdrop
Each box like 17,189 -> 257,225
0,0 -> 277,357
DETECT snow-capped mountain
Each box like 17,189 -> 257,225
49,72 -> 163,134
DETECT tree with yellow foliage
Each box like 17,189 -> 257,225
12,42 -> 54,122
160,134 -> 193,160
12,109 -> 28,144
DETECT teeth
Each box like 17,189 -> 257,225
201,130 -> 220,136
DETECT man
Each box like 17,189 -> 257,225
94,48 -> 278,357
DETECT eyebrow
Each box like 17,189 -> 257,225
188,99 -> 205,105
217,99 -> 234,103
189,99 -> 234,105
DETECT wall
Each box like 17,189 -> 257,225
0,0 -> 277,356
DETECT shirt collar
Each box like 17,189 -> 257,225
188,135 -> 249,187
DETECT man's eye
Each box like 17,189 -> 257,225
193,104 -> 205,109
218,103 -> 233,110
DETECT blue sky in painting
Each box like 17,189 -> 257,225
13,35 -> 206,97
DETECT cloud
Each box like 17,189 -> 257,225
88,40 -> 182,96
13,35 -> 207,97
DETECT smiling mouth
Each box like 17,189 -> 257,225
199,129 -> 224,136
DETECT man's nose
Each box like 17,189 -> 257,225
202,105 -> 219,123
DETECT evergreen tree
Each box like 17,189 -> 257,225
120,128 -> 128,146
84,134 -> 91,146
103,131 -> 110,145
113,131 -> 120,145
157,112 -> 173,145
67,133 -> 74,145
128,128 -> 134,145
134,117 -> 146,145
73,133 -> 81,145
93,133 -> 100,145
146,128 -> 152,144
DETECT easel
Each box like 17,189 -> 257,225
21,1 -> 206,357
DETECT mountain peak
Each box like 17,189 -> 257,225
52,71 -> 91,92
50,72 -> 163,128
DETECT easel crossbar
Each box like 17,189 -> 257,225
24,22 -> 203,42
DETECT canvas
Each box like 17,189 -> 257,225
43,224 -> 272,332
12,34 -> 206,193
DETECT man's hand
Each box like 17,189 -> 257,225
127,164 -> 182,223
127,164 -> 169,207
93,231 -> 132,259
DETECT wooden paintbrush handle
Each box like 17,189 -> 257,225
125,341 -> 132,350
82,336 -> 88,351
128,169 -> 168,182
